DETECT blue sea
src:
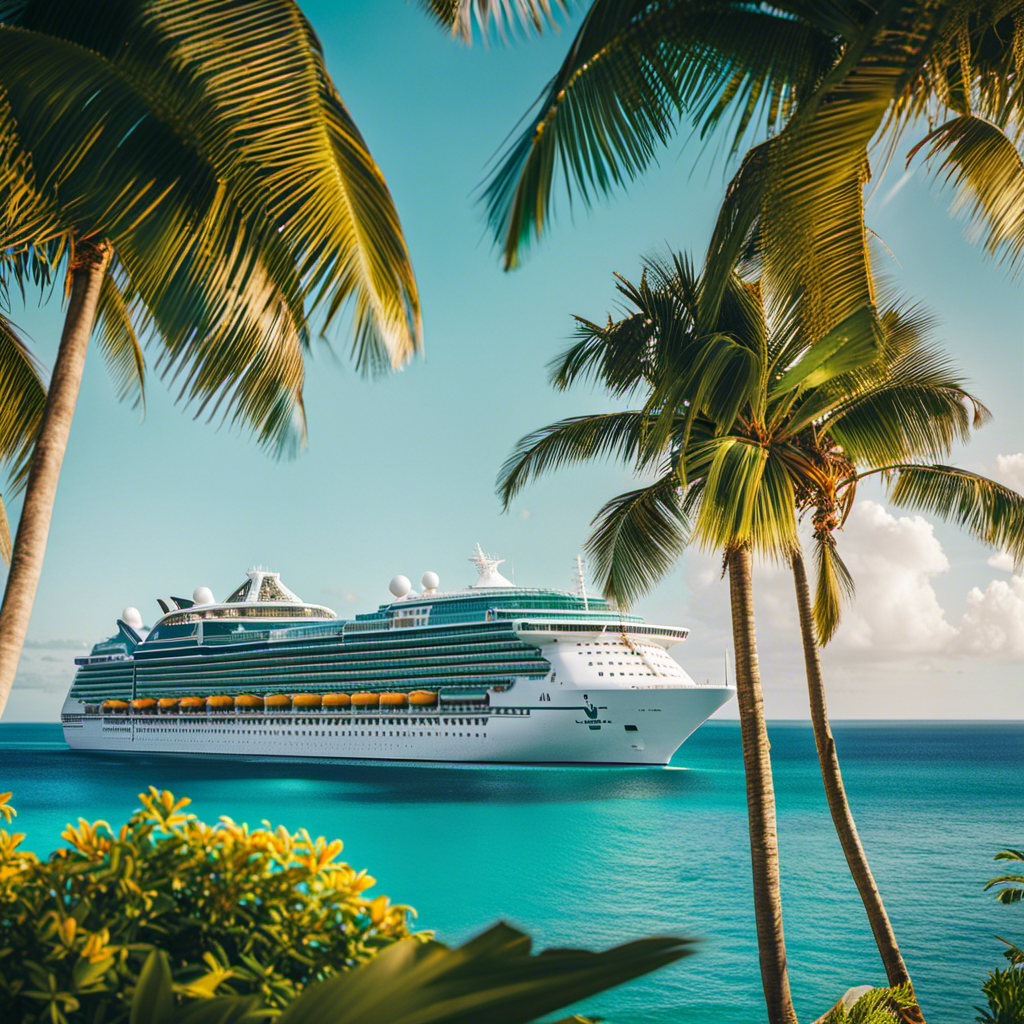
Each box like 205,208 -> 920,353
1,721 -> 1020,1023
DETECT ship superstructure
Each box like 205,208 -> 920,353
61,547 -> 734,765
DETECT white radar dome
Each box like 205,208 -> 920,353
193,585 -> 216,606
389,575 -> 412,598
421,571 -> 440,591
121,606 -> 143,629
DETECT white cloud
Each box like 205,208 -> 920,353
829,501 -> 956,655
682,499 -> 1021,666
993,452 -> 1024,492
956,574 -> 1024,658
988,551 -> 1016,572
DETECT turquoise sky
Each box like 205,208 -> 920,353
4,3 -> 1022,720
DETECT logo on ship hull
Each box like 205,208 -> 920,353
577,694 -> 609,730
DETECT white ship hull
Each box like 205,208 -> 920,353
62,678 -> 734,766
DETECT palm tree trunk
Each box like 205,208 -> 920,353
790,547 -> 924,1021
0,240 -> 111,720
727,542 -> 799,1024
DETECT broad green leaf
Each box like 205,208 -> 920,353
130,950 -> 175,1024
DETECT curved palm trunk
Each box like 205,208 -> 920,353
0,240 -> 111,720
727,542 -> 799,1024
790,548 -> 924,1021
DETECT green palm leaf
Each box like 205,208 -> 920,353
481,0 -> 838,269
985,849 -> 1024,905
273,921 -> 695,1024
883,464 -> 1024,570
0,311 -> 45,563
907,113 -> 1024,264
811,533 -> 855,646
497,410 -> 660,507
95,267 -> 145,411
418,0 -> 567,43
0,1 -> 421,451
586,473 -> 690,607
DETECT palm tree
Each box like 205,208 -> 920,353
0,315 -> 46,563
0,1 -> 422,719
497,252 -> 1024,1022
424,1 -> 1024,349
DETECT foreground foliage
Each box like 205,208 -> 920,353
978,848 -> 1024,1023
817,985 -> 918,1024
0,789 -> 416,1023
0,790 -> 697,1024
123,924 -> 695,1024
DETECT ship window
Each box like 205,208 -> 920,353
225,580 -> 252,603
258,576 -> 291,602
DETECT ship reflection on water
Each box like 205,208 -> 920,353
71,748 -> 717,805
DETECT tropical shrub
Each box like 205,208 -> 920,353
815,985 -> 918,1024
0,789 -> 417,1023
977,847 -> 1024,1023
0,790 -> 696,1024
978,970 -> 1024,1024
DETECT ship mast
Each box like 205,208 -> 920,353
574,555 -> 589,612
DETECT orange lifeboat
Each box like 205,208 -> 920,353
409,690 -> 438,706
292,693 -> 322,709
235,694 -> 265,710
351,692 -> 379,708
380,692 -> 408,708
157,698 -> 179,712
265,694 -> 292,709
323,693 -> 352,708
179,696 -> 205,713
102,699 -> 129,713
206,695 -> 235,712
131,698 -> 157,713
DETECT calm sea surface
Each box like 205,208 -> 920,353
1,721 -> 1020,1023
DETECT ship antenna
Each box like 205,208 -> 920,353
575,555 -> 589,612
724,648 -> 731,687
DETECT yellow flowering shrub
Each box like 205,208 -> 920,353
0,788 -> 417,1024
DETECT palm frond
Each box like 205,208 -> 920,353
984,849 -> 1024,905
771,305 -> 883,399
0,2 -> 422,455
586,474 -> 690,608
883,464 -> 1024,570
496,410 -> 658,507
95,265 -> 145,410
418,0 -> 568,44
798,324 -> 988,465
0,309 -> 45,500
687,436 -> 798,557
811,532 -> 855,646
483,0 -> 839,269
907,113 -> 1024,264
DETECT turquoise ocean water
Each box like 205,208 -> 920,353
1,721 -> 1020,1023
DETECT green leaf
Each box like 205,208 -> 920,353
275,921 -> 695,1024
586,474 -> 690,608
908,114 -> 1024,264
811,534 -> 855,646
481,0 -> 840,269
418,0 -> 567,45
496,411 -> 659,508
130,950 -> 175,1024
883,465 -> 1024,571
771,306 -> 882,397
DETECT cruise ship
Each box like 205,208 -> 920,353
60,547 -> 734,765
